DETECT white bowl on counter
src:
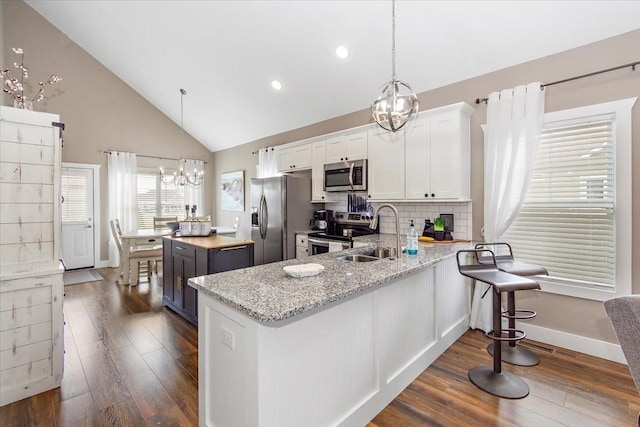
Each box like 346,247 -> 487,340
283,263 -> 324,278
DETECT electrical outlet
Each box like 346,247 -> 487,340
221,326 -> 235,350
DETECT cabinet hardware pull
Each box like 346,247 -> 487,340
176,246 -> 186,250
220,245 -> 248,251
177,275 -> 182,290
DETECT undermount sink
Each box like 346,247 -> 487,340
338,254 -> 379,262
338,247 -> 394,262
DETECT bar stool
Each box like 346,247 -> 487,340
476,242 -> 548,366
457,249 -> 541,398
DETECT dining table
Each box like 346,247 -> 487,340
119,228 -> 172,285
119,226 -> 238,285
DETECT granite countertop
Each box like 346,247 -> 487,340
294,229 -> 318,235
189,233 -> 472,325
165,234 -> 254,249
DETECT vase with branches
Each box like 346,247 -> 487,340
1,47 -> 62,110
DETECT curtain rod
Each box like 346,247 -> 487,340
101,150 -> 207,164
251,146 -> 275,155
475,60 -> 639,105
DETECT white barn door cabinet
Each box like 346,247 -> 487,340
0,106 -> 64,406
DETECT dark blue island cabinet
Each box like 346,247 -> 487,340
162,235 -> 254,325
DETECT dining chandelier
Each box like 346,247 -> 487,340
160,88 -> 204,187
371,0 -> 419,132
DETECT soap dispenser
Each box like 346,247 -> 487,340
407,220 -> 419,256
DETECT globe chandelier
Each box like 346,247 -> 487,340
160,88 -> 204,187
371,0 -> 419,132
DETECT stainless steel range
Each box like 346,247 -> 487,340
307,211 -> 378,256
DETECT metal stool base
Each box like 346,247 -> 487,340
468,366 -> 530,399
487,342 -> 540,366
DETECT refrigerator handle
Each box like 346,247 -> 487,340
260,195 -> 268,239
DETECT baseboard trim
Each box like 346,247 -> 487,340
516,322 -> 626,364
94,260 -> 110,269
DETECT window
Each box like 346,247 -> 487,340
501,98 -> 635,300
61,173 -> 89,222
137,168 -> 186,229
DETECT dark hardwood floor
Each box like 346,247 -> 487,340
1,268 -> 638,426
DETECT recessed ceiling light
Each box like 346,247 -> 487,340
271,80 -> 282,90
336,46 -> 349,59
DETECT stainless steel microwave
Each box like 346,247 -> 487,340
324,159 -> 367,192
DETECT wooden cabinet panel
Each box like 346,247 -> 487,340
163,238 -> 254,325
404,104 -> 473,200
325,131 -> 367,163
0,107 -> 63,407
296,234 -> 309,259
277,144 -> 312,172
311,140 -> 327,202
367,128 -> 405,200
211,245 -> 254,273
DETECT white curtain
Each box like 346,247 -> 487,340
108,151 -> 138,268
184,158 -> 205,217
470,82 -> 545,332
256,147 -> 280,178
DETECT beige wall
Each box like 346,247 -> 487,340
4,0 -> 638,344
214,29 -> 640,345
2,1 -> 216,262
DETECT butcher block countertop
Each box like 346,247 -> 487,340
164,234 -> 254,249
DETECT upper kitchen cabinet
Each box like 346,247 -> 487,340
367,127 -> 405,200
405,103 -> 474,200
325,131 -> 367,164
277,143 -> 312,172
311,140 -> 328,202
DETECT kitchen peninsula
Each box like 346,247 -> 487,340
162,234 -> 254,325
189,238 -> 472,426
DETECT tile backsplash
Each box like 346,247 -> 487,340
326,199 -> 472,240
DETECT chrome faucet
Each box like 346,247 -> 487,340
369,203 -> 400,260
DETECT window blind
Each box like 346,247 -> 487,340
137,171 -> 185,229
61,175 -> 88,222
502,116 -> 615,289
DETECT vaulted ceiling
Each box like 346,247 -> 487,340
25,0 -> 640,152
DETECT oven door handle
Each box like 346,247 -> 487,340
307,238 -> 330,247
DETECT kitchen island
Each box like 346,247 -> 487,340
162,234 -> 254,325
189,236 -> 472,426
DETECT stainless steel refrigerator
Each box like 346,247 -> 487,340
250,175 -> 314,265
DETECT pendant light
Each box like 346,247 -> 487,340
371,0 -> 419,132
160,88 -> 204,187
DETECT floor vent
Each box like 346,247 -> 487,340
517,340 -> 556,354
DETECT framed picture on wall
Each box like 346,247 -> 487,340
221,170 -> 245,211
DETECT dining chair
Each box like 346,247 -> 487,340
153,215 -> 178,229
110,219 -> 163,286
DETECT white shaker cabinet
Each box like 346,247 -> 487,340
295,234 -> 309,258
276,143 -> 312,172
0,106 -> 64,407
405,102 -> 474,200
367,127 -> 405,200
311,140 -> 328,202
325,131 -> 367,164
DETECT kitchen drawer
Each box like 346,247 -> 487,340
172,241 -> 196,258
134,237 -> 162,247
296,234 -> 308,247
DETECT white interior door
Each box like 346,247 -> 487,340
61,167 -> 95,269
